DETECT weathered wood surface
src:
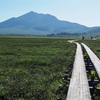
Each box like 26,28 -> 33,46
82,43 -> 100,78
66,42 -> 91,100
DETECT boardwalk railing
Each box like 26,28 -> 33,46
66,42 -> 91,100
82,43 -> 100,78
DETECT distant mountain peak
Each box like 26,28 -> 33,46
26,11 -> 38,15
1,11 -> 99,36
25,11 -> 56,18
18,11 -> 38,18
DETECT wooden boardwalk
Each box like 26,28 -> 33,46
66,42 -> 91,100
82,43 -> 100,78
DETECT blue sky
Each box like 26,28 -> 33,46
0,0 -> 100,27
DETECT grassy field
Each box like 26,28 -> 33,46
0,36 -> 75,100
80,39 -> 100,58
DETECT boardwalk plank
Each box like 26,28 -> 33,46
82,43 -> 100,78
66,42 -> 91,100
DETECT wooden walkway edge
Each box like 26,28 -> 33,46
82,43 -> 100,78
66,42 -> 91,100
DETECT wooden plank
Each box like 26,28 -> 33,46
66,42 -> 91,100
82,43 -> 100,78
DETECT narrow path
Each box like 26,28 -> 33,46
82,43 -> 100,78
66,42 -> 91,100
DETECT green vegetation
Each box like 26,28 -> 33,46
80,39 -> 100,58
0,36 -> 75,100
81,39 -> 100,100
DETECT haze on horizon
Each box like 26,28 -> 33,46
0,0 -> 100,27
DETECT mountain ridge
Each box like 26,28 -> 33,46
0,11 -> 100,36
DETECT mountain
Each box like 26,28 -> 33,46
0,11 -> 100,36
